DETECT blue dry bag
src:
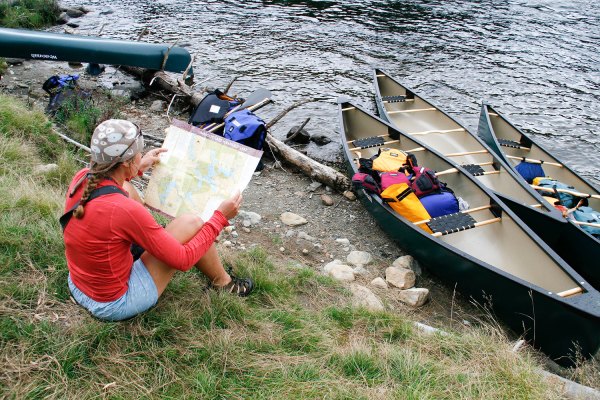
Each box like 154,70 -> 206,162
515,161 -> 545,184
224,109 -> 267,150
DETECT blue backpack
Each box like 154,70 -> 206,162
224,110 -> 267,150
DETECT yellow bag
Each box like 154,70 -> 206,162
381,183 -> 433,233
373,148 -> 408,172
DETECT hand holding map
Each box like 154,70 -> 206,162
144,120 -> 262,221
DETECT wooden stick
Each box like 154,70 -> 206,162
445,149 -> 489,157
506,155 -> 563,168
284,117 -> 311,144
411,128 -> 465,136
556,287 -> 583,298
341,106 -> 356,112
388,108 -> 436,114
413,205 -> 492,225
531,185 -> 600,200
572,220 -> 600,229
432,217 -> 502,237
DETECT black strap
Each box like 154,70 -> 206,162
60,185 -> 127,231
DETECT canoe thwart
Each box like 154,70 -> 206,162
556,287 -> 583,298
381,95 -> 407,103
388,108 -> 436,114
532,185 -> 600,200
413,205 -> 492,225
352,136 -> 385,149
506,155 -> 563,168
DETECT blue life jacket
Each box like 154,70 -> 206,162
224,110 -> 267,150
535,178 -> 579,208
572,206 -> 600,237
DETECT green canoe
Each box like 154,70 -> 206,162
372,68 -> 600,290
0,28 -> 193,76
339,100 -> 600,366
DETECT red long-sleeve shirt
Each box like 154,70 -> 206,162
63,168 -> 229,302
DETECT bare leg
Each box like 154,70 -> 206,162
141,214 -> 231,296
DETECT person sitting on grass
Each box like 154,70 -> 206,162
62,119 -> 253,321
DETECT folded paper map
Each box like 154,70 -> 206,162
145,119 -> 262,221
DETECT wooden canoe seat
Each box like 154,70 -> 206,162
428,212 -> 501,237
461,164 -> 486,176
498,139 -> 523,148
352,136 -> 386,149
381,95 -> 408,103
428,213 -> 477,236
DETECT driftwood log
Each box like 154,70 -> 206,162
121,68 -> 351,192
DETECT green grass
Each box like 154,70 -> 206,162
0,93 -> 589,398
0,0 -> 59,29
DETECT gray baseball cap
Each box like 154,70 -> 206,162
90,119 -> 144,164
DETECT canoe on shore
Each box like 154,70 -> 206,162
373,68 -> 600,290
478,103 -> 600,287
338,99 -> 600,366
0,28 -> 193,77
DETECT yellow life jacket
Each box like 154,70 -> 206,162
380,183 -> 433,233
372,148 -> 408,172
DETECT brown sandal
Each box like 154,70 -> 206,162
211,268 -> 254,297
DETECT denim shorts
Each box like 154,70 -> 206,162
68,258 -> 159,321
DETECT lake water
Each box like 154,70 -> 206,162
56,0 -> 599,184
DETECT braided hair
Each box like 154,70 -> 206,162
72,163 -> 120,219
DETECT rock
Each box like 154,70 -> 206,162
397,288 -> 429,307
65,8 -> 85,18
335,238 -> 350,246
385,267 -> 415,289
63,26 -> 79,35
343,190 -> 356,201
323,259 -> 344,274
224,226 -> 234,234
370,277 -> 388,289
77,5 -> 92,13
231,231 -> 238,238
242,227 -> 251,233
279,247 -> 285,252
223,240 -> 233,247
347,250 -> 372,267
297,231 -> 316,242
307,181 -> 322,192
280,212 -> 307,226
33,164 -> 58,174
5,58 -> 24,65
353,266 -> 369,276
286,126 -> 310,144
238,210 -> 261,227
99,8 -> 114,15
57,12 -> 69,24
392,255 -> 422,276
150,100 -> 165,112
310,133 -> 332,146
328,265 -> 355,282
302,249 -> 309,255
321,194 -> 334,206
350,284 -> 384,311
